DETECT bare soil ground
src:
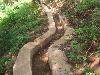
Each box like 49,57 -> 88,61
32,31 -> 64,75
32,47 -> 52,75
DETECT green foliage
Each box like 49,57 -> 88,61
0,57 -> 14,74
0,0 -> 3,4
76,0 -> 100,12
64,0 -> 100,65
63,0 -> 100,51
0,2 -> 41,55
71,40 -> 78,49
75,8 -> 100,50
66,52 -> 87,63
84,68 -> 98,75
0,1 -> 42,74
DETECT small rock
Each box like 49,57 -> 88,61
90,57 -> 100,75
90,57 -> 100,69
74,68 -> 84,75
89,57 -> 95,62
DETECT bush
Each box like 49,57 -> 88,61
63,0 -> 100,51
84,68 -> 98,75
0,2 -> 42,74
64,0 -> 100,65
66,51 -> 87,63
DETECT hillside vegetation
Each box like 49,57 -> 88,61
0,0 -> 42,74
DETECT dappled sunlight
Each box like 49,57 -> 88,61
1,0 -> 100,75
0,12 -> 7,19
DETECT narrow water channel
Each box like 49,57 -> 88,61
32,31 -> 64,75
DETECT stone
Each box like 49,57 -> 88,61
48,27 -> 74,75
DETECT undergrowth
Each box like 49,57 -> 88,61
64,0 -> 100,74
0,1 -> 42,74
84,68 -> 98,75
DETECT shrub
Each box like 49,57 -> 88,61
84,68 -> 98,75
64,0 -> 100,65
66,51 -> 87,63
63,0 -> 100,51
0,2 -> 42,74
